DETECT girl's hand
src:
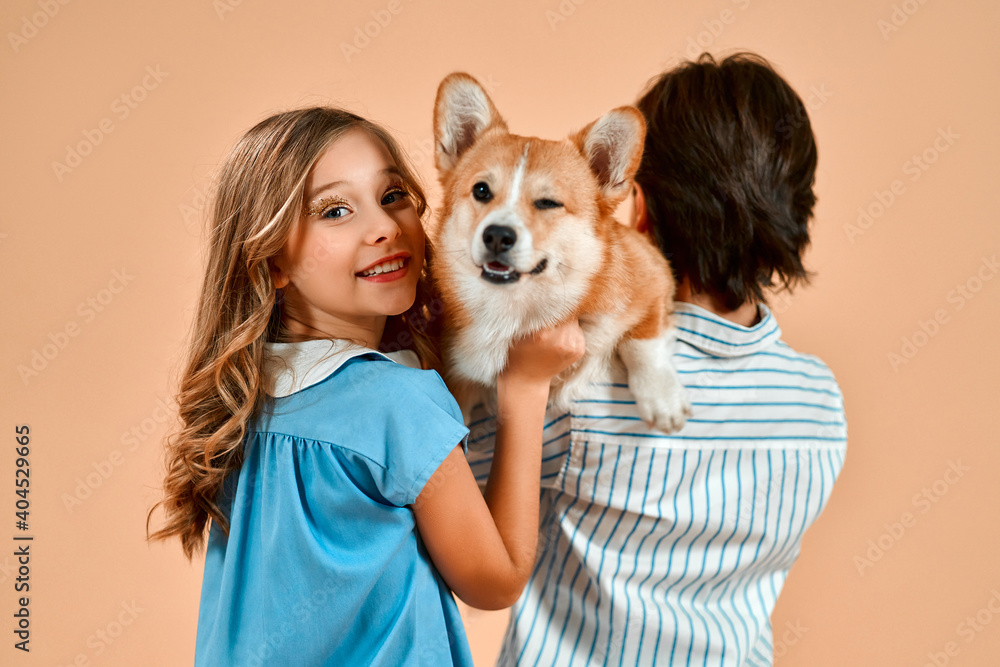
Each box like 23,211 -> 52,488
500,319 -> 586,389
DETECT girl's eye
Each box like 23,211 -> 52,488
321,205 -> 351,219
472,182 -> 493,203
381,188 -> 410,206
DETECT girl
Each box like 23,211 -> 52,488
147,107 -> 584,666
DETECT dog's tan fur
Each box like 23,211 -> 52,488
430,72 -> 690,432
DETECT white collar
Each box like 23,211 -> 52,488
263,339 -> 422,397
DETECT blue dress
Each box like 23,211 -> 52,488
194,340 -> 473,666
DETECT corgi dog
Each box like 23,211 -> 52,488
430,72 -> 690,433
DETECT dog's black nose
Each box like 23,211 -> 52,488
483,225 -> 517,254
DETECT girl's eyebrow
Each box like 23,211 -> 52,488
306,167 -> 402,201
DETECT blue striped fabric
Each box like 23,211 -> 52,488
465,302 -> 847,666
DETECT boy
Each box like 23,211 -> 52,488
467,52 -> 846,666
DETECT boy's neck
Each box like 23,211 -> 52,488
675,278 -> 761,327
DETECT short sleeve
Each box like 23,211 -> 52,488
343,358 -> 470,507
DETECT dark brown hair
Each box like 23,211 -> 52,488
635,52 -> 817,310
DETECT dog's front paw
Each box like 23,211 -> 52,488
619,337 -> 692,434
634,385 -> 692,434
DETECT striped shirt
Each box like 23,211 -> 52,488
465,302 -> 847,666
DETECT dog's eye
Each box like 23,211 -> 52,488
472,182 -> 493,203
534,198 -> 563,210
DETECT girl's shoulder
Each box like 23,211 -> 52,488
321,353 -> 460,424
258,340 -> 464,446
251,343 -> 468,506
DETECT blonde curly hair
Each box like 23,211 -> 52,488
147,107 -> 439,558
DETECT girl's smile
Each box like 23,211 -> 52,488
356,251 -> 411,281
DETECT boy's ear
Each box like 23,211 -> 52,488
433,72 -> 507,175
633,181 -> 651,235
269,257 -> 290,289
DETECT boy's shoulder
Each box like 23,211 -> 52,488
768,338 -> 839,374
674,303 -> 839,374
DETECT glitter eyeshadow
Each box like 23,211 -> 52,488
305,196 -> 349,217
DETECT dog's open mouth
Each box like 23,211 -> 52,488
482,261 -> 519,284
480,258 -> 548,284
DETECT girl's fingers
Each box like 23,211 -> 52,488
503,319 -> 586,382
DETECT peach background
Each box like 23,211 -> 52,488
2,0 -> 998,664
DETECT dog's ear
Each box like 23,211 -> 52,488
571,107 -> 646,207
434,72 -> 507,175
